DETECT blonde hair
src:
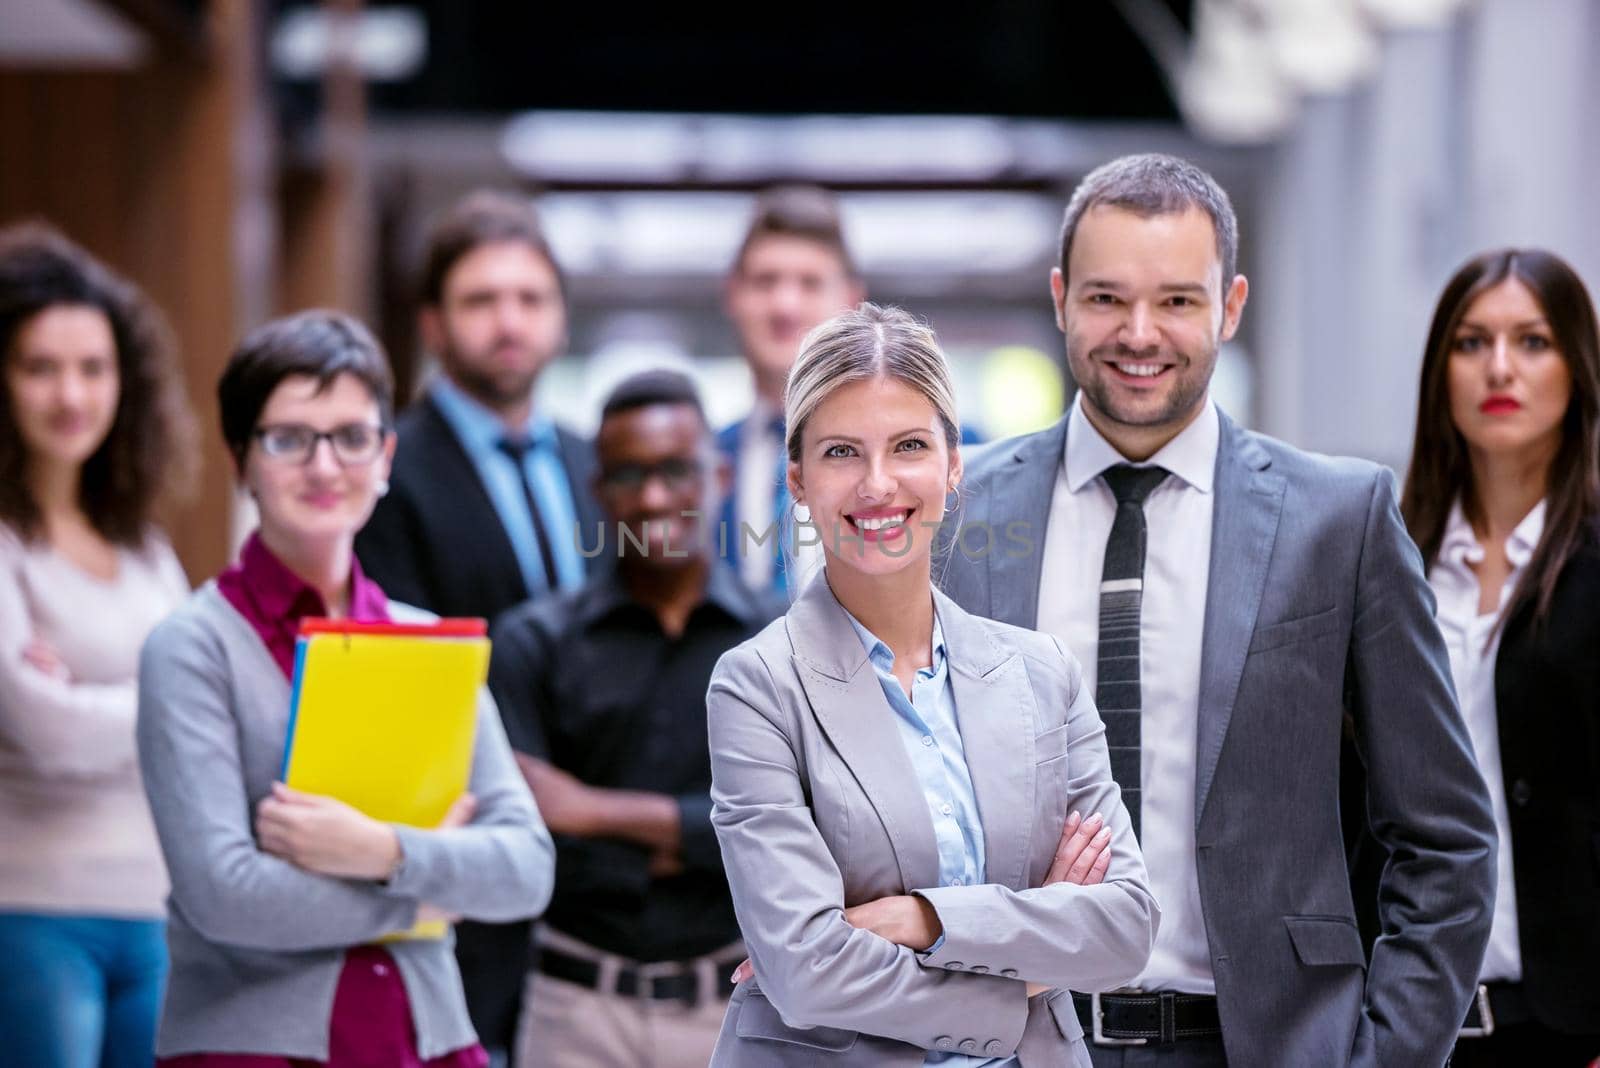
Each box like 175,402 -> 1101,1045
784,302 -> 959,462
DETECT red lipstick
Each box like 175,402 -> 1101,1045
1479,395 -> 1521,415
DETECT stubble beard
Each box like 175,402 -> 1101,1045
1069,335 -> 1216,430
441,338 -> 542,414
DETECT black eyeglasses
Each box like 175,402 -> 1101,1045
253,422 -> 388,466
598,457 -> 703,494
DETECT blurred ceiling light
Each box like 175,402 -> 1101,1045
1181,0 -> 1299,143
500,113 -> 697,182
501,112 -> 1014,183
271,7 -> 427,82
0,0 -> 147,67
1357,0 -> 1473,29
534,192 -> 1058,278
1264,0 -> 1380,94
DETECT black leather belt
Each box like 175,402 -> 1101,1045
1460,982 -> 1534,1037
1073,990 -> 1223,1046
538,945 -> 736,1003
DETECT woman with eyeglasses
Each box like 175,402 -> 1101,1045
0,224 -> 196,1068
136,310 -> 554,1066
1401,249 -> 1600,1066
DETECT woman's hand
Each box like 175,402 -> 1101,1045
1042,810 -> 1111,886
729,894 -> 945,985
21,639 -> 70,680
255,782 -> 401,879
729,816 -> 1110,989
842,894 -> 943,951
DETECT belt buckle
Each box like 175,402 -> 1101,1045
638,958 -> 695,1004
1091,991 -> 1149,1047
1459,984 -> 1496,1038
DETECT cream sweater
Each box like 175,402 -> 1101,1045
0,523 -> 188,917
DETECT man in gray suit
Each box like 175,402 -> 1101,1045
940,154 -> 1496,1067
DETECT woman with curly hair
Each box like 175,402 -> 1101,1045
0,223 -> 196,1067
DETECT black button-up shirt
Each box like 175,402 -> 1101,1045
488,563 -> 779,962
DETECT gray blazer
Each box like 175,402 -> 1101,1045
705,575 -> 1158,1067
136,583 -> 555,1060
939,408 -> 1497,1068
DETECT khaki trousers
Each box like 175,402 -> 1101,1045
513,929 -> 734,1068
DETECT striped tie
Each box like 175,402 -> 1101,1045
1095,464 -> 1169,840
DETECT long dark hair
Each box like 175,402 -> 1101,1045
1401,248 -> 1600,631
0,223 -> 197,545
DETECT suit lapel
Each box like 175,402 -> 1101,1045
938,589 -> 1033,891
1194,412 -> 1285,822
983,418 -> 1067,629
417,397 -> 530,602
785,577 -> 941,891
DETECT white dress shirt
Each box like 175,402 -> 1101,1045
1036,394 -> 1219,994
1427,498 -> 1541,983
735,401 -> 822,596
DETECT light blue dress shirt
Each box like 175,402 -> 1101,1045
844,608 -> 1018,1068
429,376 -> 586,595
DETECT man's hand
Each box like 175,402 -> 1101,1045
522,758 -> 599,836
255,782 -> 401,879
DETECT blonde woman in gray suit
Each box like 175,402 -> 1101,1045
706,303 -> 1157,1068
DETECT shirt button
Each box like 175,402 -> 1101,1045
922,735 -> 934,747
1511,778 -> 1532,806
940,803 -> 953,816
971,965 -> 989,974
959,1038 -> 978,1053
373,962 -> 389,977
935,1036 -> 954,1049
1000,969 -> 1018,978
944,961 -> 964,970
985,1040 -> 1005,1056
950,877 -> 964,886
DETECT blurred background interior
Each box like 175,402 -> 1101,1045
3,0 -> 1598,579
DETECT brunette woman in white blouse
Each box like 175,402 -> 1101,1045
1400,248 -> 1600,1067
0,224 -> 195,1067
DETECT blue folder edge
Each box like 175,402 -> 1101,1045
278,635 -> 311,781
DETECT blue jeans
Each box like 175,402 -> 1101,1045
0,911 -> 167,1068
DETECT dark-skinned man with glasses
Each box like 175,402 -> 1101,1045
487,370 -> 779,1068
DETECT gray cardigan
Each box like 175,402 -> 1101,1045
136,582 -> 554,1060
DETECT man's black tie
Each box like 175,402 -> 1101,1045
496,435 -> 561,594
1095,463 -> 1169,841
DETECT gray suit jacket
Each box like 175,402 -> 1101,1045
939,408 -> 1497,1068
705,576 -> 1158,1067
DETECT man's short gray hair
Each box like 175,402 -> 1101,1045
1057,153 -> 1239,290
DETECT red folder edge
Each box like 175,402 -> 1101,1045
297,617 -> 488,638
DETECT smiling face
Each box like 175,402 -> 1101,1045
788,375 -> 959,580
1447,277 -> 1573,463
242,372 -> 395,552
1052,204 -> 1247,453
6,304 -> 121,473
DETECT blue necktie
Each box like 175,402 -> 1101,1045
496,435 -> 560,594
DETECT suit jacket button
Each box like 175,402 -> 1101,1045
959,1039 -> 978,1053
985,1040 -> 1005,1056
935,1036 -> 954,1049
1000,968 -> 1018,978
971,965 -> 989,974
945,961 -> 964,970
1511,778 -> 1532,806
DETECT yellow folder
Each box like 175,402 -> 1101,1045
281,618 -> 490,940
